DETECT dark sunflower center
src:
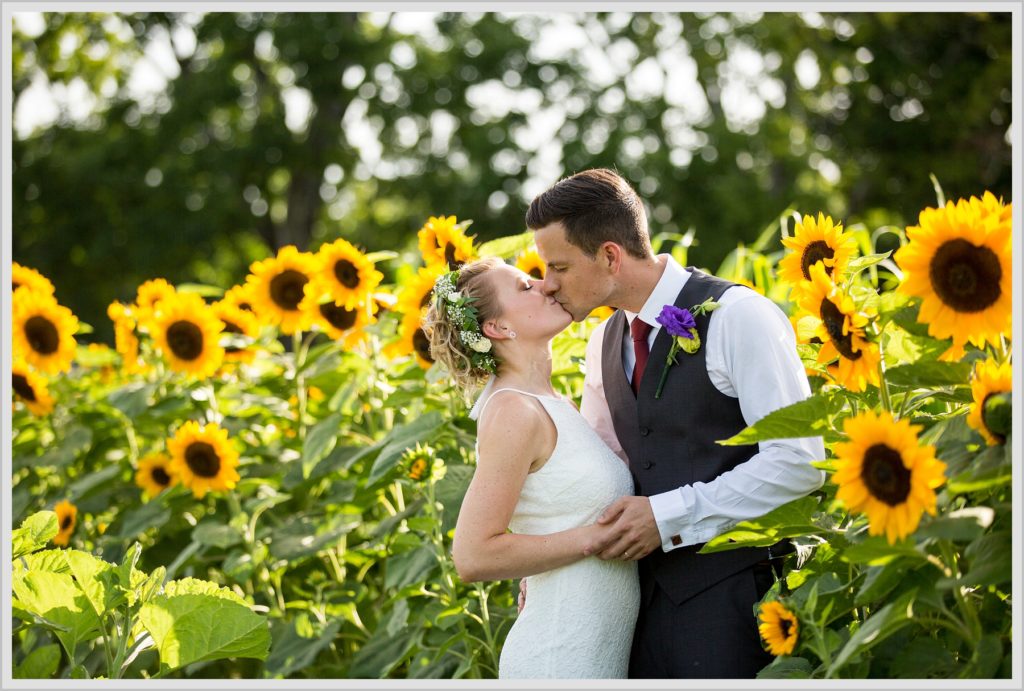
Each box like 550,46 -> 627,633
13,281 -> 21,291
333,259 -> 361,289
801,241 -> 835,280
25,316 -> 60,355
61,514 -> 73,530
12,374 -> 37,402
819,299 -> 861,361
444,243 -> 464,270
861,443 -> 912,506
185,441 -> 222,478
928,239 -> 1002,312
779,618 -> 793,639
319,302 -> 358,331
167,321 -> 204,360
528,267 -> 544,280
269,270 -> 308,311
222,320 -> 243,353
239,302 -> 253,312
151,466 -> 171,486
413,327 -> 434,362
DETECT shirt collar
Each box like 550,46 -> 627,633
624,255 -> 690,329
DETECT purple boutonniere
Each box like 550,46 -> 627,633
653,297 -> 720,399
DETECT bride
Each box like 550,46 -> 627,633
424,256 -> 639,679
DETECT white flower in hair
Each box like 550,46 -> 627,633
470,336 -> 492,353
446,291 -> 462,303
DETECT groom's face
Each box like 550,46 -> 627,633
534,222 -> 611,322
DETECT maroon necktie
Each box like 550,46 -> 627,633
630,318 -> 653,395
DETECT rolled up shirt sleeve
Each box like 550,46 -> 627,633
649,289 -> 826,550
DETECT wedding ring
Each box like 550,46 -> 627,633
623,551 -> 629,559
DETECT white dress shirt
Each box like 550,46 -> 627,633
580,256 -> 826,551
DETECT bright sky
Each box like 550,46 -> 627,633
12,11 -> 835,206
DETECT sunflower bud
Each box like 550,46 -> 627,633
982,392 -> 1011,442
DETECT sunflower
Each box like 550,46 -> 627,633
108,301 -> 146,374
966,358 -> 1013,445
52,500 -> 77,547
417,215 -> 477,270
135,453 -> 178,499
895,194 -> 1012,360
133,278 -> 178,327
797,263 -> 879,392
211,300 -> 261,364
395,264 -> 447,318
514,247 -> 546,280
371,290 -> 398,316
302,293 -> 375,347
149,292 -> 225,378
779,212 -> 858,300
12,262 -> 55,295
12,359 -> 55,416
12,288 -> 79,375
758,601 -> 798,656
312,238 -> 383,310
833,409 -> 947,544
246,245 -> 317,335
222,283 -> 256,313
385,311 -> 435,369
167,420 -> 241,499
403,443 -> 435,481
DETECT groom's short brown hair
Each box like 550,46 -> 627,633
525,168 -> 652,259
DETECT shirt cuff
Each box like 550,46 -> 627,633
648,488 -> 691,552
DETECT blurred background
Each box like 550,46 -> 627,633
11,11 -> 1013,343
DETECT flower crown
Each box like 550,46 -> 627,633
433,270 -> 499,375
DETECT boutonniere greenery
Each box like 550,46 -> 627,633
653,297 -> 720,399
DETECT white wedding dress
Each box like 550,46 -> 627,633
471,384 -> 640,679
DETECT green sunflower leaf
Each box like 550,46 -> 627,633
13,511 -> 59,559
302,412 -> 344,478
717,391 -> 844,446
12,570 -> 103,661
884,360 -> 972,388
477,230 -> 534,259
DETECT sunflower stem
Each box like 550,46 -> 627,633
875,322 -> 892,415
939,540 -> 982,642
292,331 -> 308,443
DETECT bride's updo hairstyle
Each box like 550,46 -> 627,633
424,256 -> 505,394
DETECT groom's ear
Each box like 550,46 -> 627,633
599,242 -> 623,273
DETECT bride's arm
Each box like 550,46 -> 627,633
451,393 -> 604,583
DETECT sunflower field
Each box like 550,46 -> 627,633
9,187 -> 1013,679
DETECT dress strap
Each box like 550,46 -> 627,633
470,387 -> 560,423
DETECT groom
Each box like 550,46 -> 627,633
527,168 -> 825,679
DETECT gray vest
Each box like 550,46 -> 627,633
601,268 -> 772,605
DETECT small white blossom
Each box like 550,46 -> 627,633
446,291 -> 462,303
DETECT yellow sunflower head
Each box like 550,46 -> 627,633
135,453 -> 178,499
384,311 -> 435,369
514,247 -> 546,280
12,359 -> 55,416
133,278 -> 178,327
417,215 -> 477,270
12,262 -> 56,296
797,264 -> 879,392
221,283 -> 257,313
52,499 -> 77,547
109,305 -> 146,375
150,292 -> 224,378
211,300 -> 261,364
833,409 -> 947,544
12,289 -> 79,375
395,264 -> 447,318
167,420 -> 241,499
966,358 -> 1013,446
312,239 -> 383,310
301,292 -> 375,347
895,194 -> 1012,358
758,600 -> 799,656
779,213 -> 858,300
245,245 -> 317,335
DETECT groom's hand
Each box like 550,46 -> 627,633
587,496 -> 661,561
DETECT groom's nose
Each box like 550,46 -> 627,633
538,275 -> 557,296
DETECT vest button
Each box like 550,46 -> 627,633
643,460 -> 653,469
639,426 -> 651,436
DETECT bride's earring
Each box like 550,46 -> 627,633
506,327 -> 517,339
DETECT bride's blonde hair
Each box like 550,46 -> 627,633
424,257 -> 505,395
